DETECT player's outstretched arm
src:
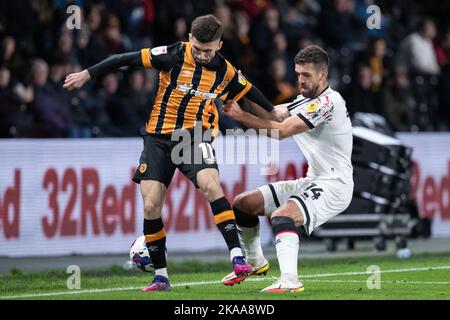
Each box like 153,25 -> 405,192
242,85 -> 290,122
227,69 -> 286,122
243,98 -> 290,122
271,103 -> 290,121
243,98 -> 273,120
63,69 -> 91,90
63,51 -> 142,91
222,100 -> 309,140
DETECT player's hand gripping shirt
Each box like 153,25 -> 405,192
141,42 -> 252,137
287,87 -> 353,183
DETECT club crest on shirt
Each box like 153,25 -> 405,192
139,164 -> 147,173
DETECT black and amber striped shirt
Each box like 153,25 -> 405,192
140,42 -> 253,137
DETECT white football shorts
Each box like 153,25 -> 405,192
258,177 -> 353,235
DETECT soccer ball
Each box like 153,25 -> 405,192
129,235 -> 154,272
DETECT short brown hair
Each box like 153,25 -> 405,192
191,15 -> 223,43
295,45 -> 330,71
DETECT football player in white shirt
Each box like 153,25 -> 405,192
221,45 -> 354,293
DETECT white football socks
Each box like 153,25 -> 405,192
237,225 -> 266,267
229,247 -> 244,262
155,268 -> 169,279
275,231 -> 299,283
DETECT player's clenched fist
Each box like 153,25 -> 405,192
222,100 -> 245,121
63,69 -> 91,90
271,104 -> 290,122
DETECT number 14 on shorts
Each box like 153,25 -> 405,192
303,183 -> 323,200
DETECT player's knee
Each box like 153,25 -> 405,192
232,193 -> 246,210
233,193 -> 257,215
272,204 -> 304,227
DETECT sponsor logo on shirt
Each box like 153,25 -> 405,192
238,73 -> 247,86
151,46 -> 167,56
307,101 -> 319,113
178,83 -> 218,100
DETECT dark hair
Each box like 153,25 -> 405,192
294,45 -> 330,71
191,14 -> 223,43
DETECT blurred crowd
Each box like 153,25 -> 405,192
0,0 -> 449,138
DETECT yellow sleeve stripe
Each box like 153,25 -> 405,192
213,210 -> 236,225
232,82 -> 253,102
145,229 -> 166,242
141,48 -> 152,68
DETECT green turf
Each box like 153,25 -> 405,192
1,252 -> 449,300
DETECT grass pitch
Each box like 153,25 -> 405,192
1,252 -> 449,300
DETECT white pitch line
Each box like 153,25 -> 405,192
298,265 -> 450,278
1,265 -> 450,299
305,279 -> 450,285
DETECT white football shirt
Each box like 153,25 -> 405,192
287,86 -> 353,184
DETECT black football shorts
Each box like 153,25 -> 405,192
132,132 -> 218,188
